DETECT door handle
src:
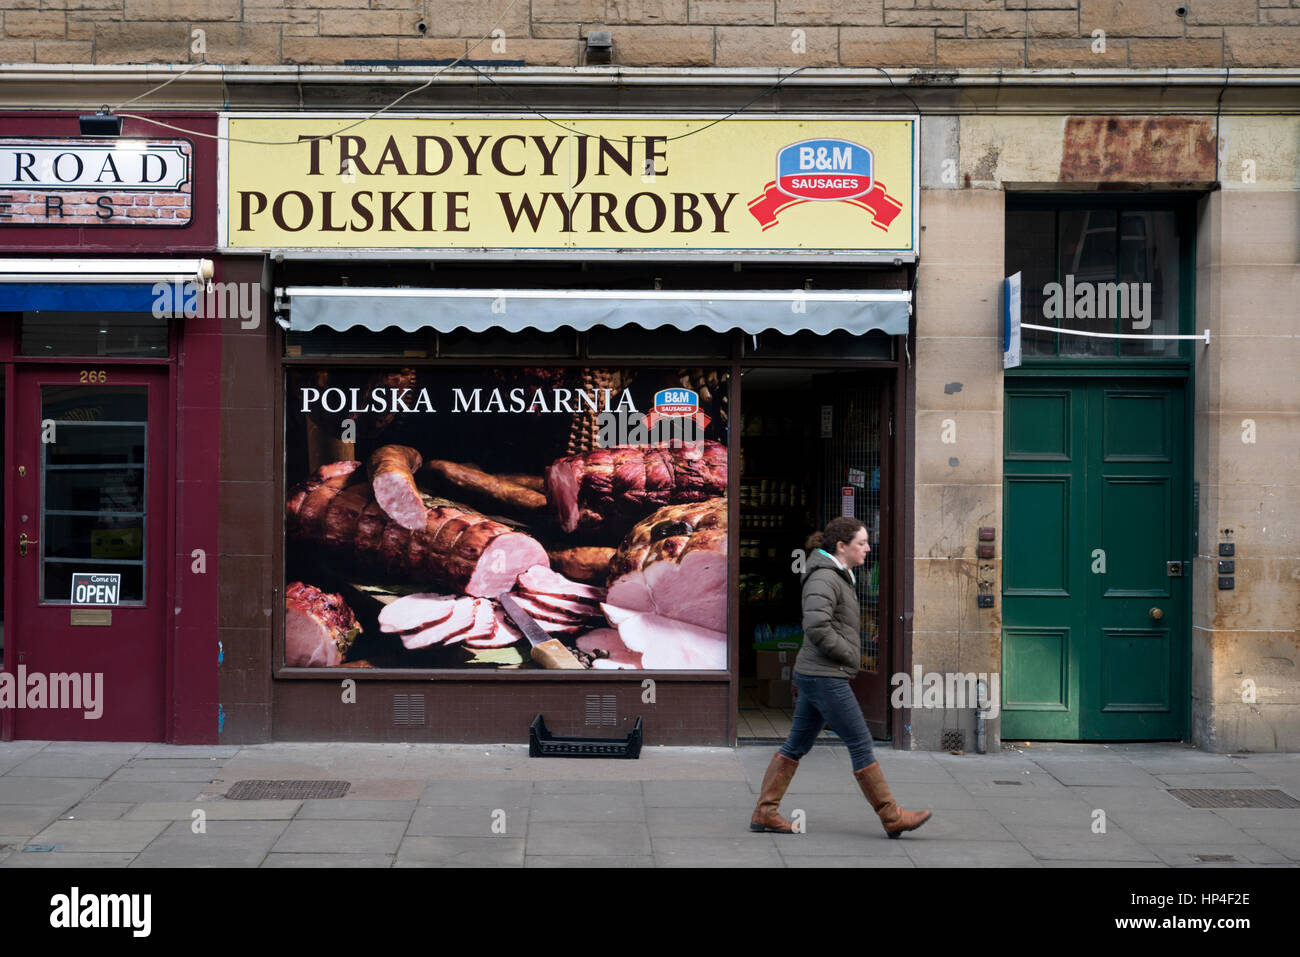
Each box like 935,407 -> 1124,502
1149,607 -> 1164,621
18,532 -> 37,557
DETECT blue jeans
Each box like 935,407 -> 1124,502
778,671 -> 877,771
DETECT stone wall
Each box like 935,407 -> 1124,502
1,0 -> 1299,67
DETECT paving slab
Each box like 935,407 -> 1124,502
1147,843 -> 1291,866
129,820 -> 288,868
1106,811 -> 1261,845
123,800 -> 302,821
406,805 -> 527,838
1039,859 -> 1169,868
1154,772 -> 1281,789
768,831 -> 911,857
274,819 -> 409,855
60,803 -> 133,821
88,782 -> 208,803
527,822 -> 653,857
262,853 -> 394,867
1206,807 -> 1300,828
1070,785 -> 1193,814
524,855 -> 653,867
396,837 -> 525,866
5,753 -> 125,779
652,836 -> 784,868
1000,824 -> 1163,863
973,797 -> 1100,827
1240,827 -> 1300,860
296,799 -> 415,821
646,806 -> 754,838
530,792 -> 646,823
0,776 -> 101,808
956,773 -> 1073,799
0,805 -> 64,841
642,780 -> 755,806
25,819 -> 168,853
902,840 -> 1044,867
134,745 -> 243,759
107,767 -> 222,783
784,855 -> 916,867
1,850 -> 137,868
1036,760 -> 1166,788
531,780 -> 645,795
419,781 -> 535,806
38,742 -> 146,756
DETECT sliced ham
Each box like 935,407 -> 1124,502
600,604 -> 726,670
523,591 -> 602,619
516,565 -> 607,604
605,498 -> 727,633
401,598 -> 478,650
443,599 -> 495,647
510,594 -> 588,626
378,593 -> 458,634
577,628 -> 643,669
465,610 -> 524,649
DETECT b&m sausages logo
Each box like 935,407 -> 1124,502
645,388 -> 710,430
748,138 -> 903,233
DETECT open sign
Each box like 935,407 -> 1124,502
71,572 -> 121,606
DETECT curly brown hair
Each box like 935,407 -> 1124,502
805,517 -> 865,554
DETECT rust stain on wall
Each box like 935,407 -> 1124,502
1060,117 -> 1216,183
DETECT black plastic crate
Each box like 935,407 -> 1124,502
529,713 -> 643,759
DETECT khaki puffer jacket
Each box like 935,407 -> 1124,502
793,548 -> 861,679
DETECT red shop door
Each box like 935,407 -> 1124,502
6,366 -> 169,741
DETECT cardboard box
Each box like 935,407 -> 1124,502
755,650 -> 794,681
758,678 -> 794,709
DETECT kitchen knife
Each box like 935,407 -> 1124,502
498,592 -> 585,670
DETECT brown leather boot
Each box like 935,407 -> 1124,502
750,751 -> 799,833
854,761 -> 932,838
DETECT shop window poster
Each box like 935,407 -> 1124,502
283,367 -> 729,671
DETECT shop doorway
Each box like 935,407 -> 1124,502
1001,377 -> 1191,740
737,367 -> 892,742
4,366 -> 169,741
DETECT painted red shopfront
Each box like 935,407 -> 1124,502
0,112 -> 221,743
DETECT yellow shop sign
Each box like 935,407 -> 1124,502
220,114 -> 917,257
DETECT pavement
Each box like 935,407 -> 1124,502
0,739 -> 1298,868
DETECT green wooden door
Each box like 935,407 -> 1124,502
1001,379 -> 1189,740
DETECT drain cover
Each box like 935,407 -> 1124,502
994,780 -> 1025,786
225,779 -> 350,800
1168,788 -> 1300,809
1195,854 -> 1237,863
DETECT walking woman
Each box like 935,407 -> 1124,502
750,516 -> 931,838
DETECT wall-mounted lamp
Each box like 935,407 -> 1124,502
79,106 -> 122,137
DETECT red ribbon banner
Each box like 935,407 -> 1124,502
746,180 -> 904,232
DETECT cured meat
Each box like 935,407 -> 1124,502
545,441 -> 728,533
286,463 -> 548,597
521,591 -> 602,621
498,473 -> 546,493
547,546 -> 616,584
443,599 -> 495,647
422,460 -> 548,514
367,445 -> 426,531
400,597 -> 492,650
516,565 -> 608,604
606,497 -> 727,633
577,627 -> 643,669
599,604 -> 726,670
285,582 -> 360,667
378,593 -> 457,634
465,609 -> 524,649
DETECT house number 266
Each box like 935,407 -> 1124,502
79,370 -> 107,383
